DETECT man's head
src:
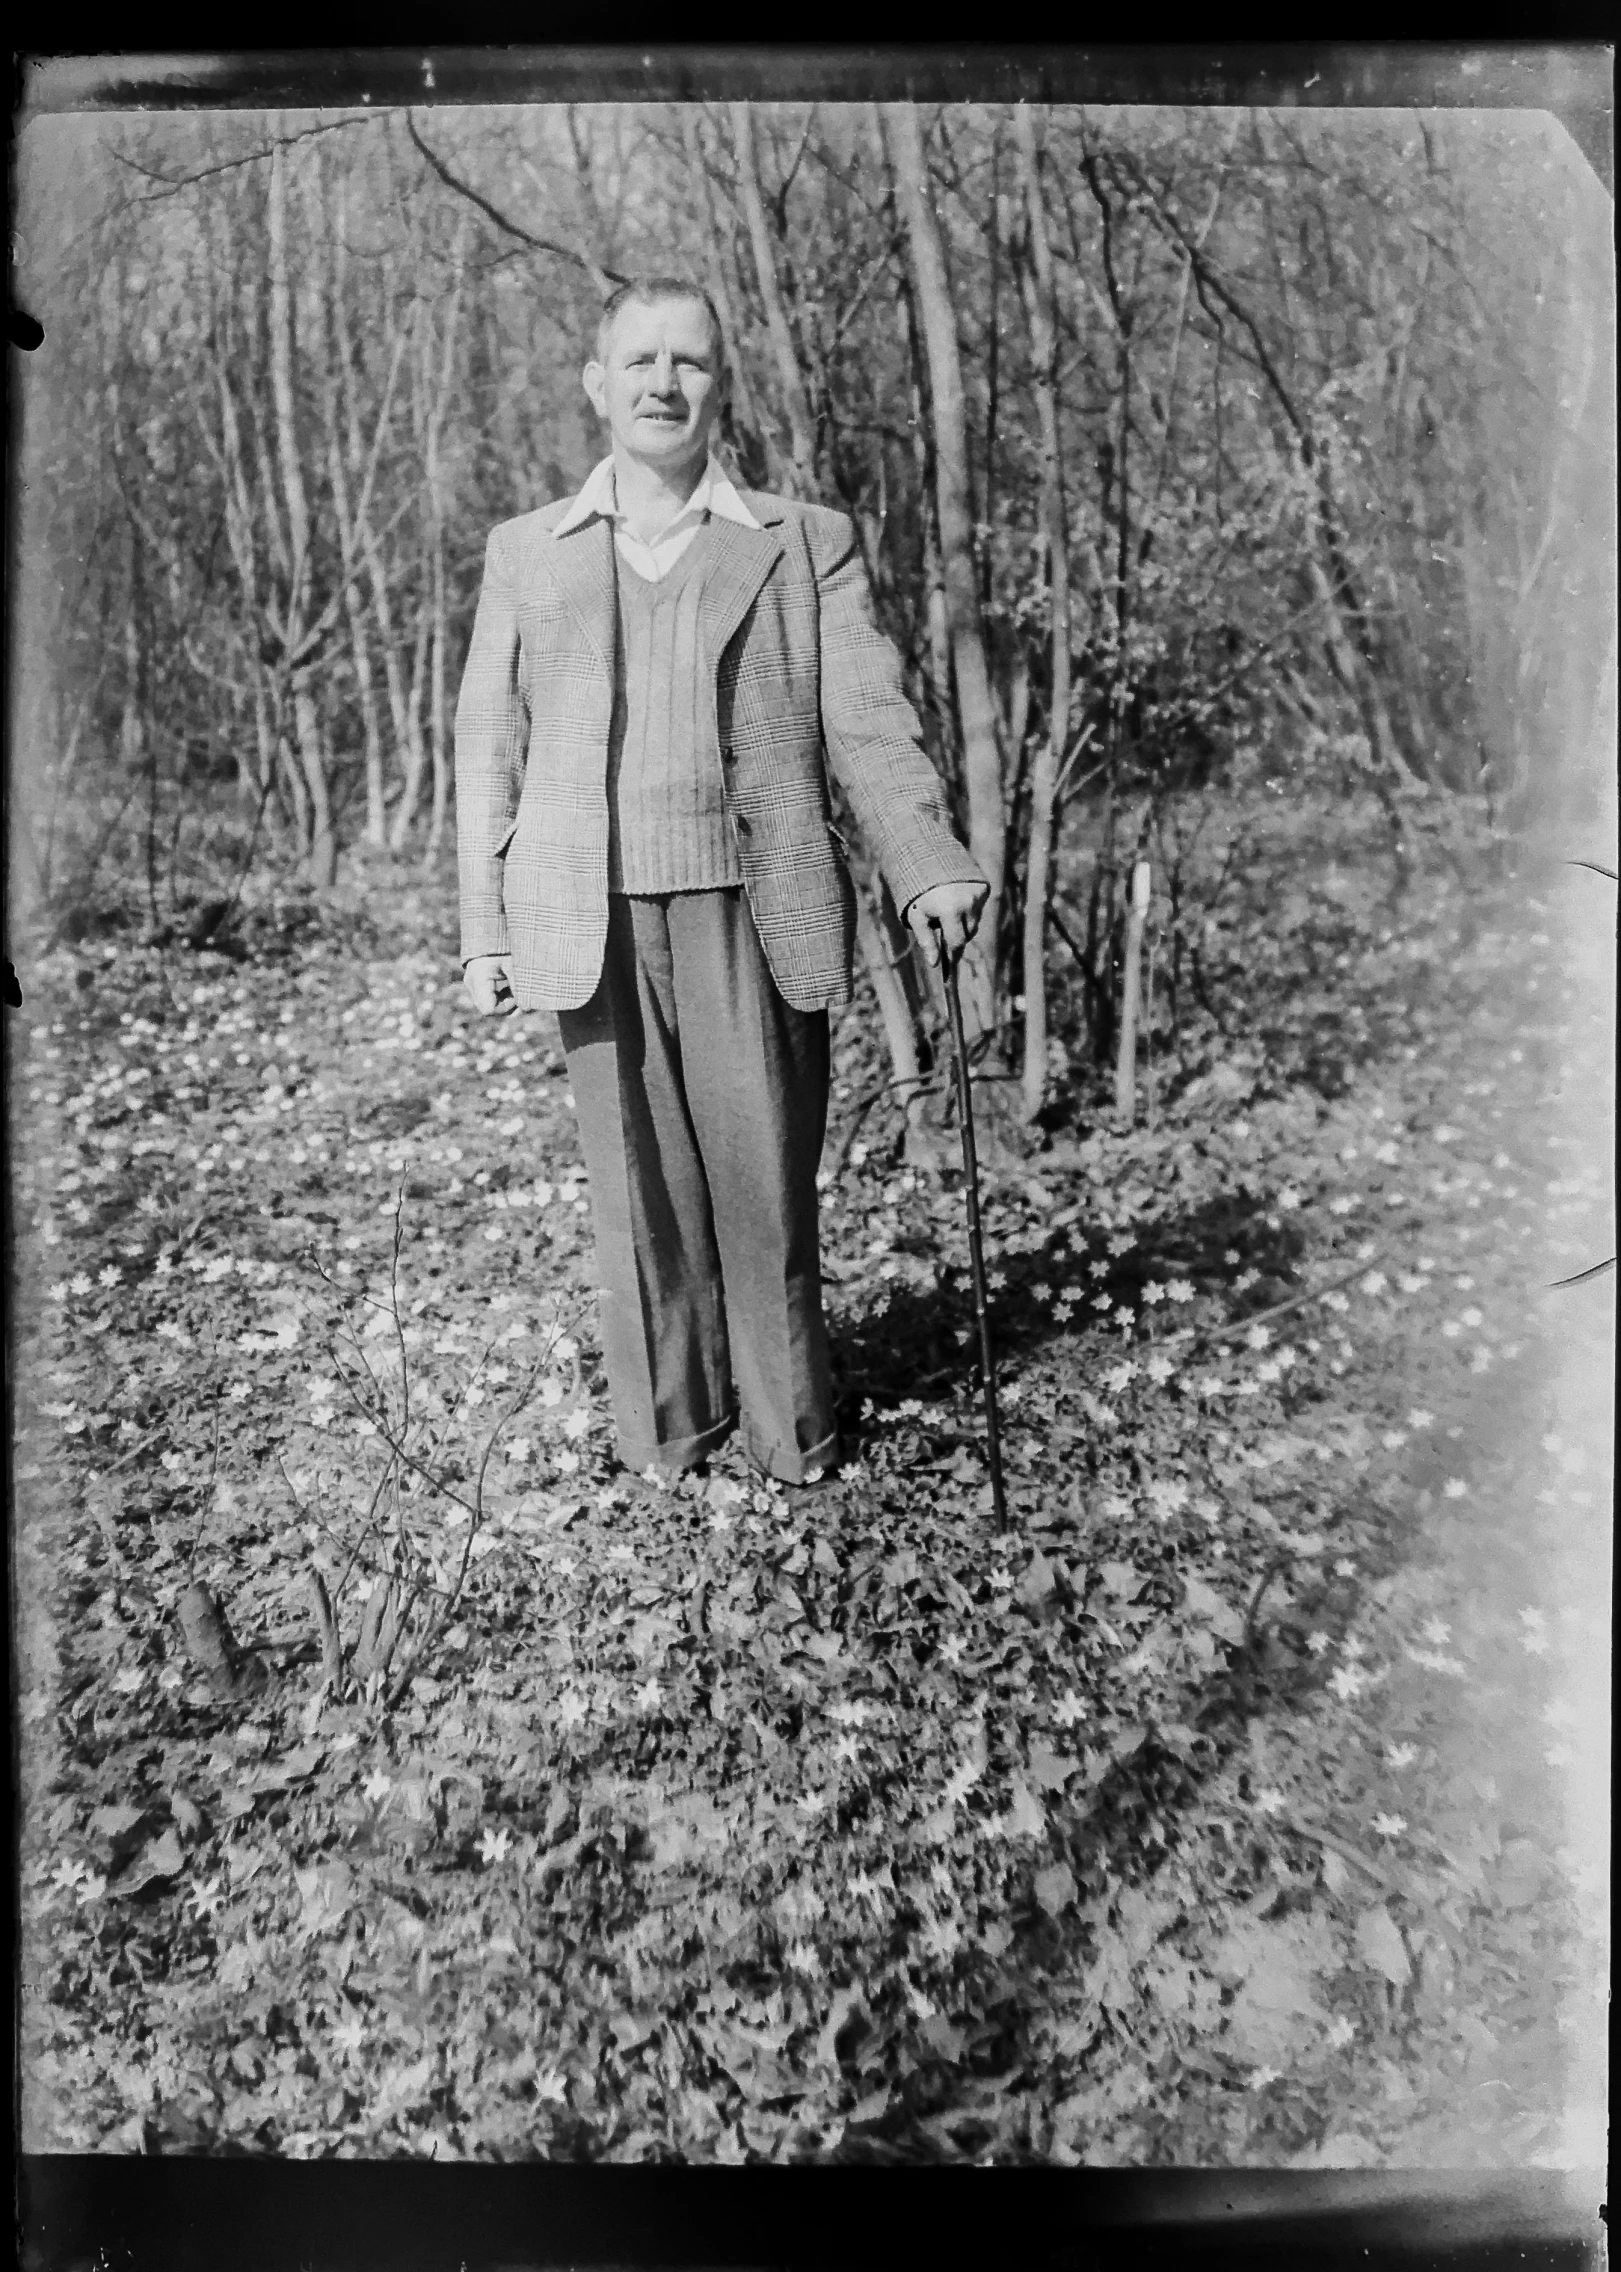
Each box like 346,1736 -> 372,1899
583,278 -> 726,476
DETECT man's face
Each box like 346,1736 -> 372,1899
582,296 -> 720,473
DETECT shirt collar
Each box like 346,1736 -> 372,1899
554,452 -> 762,538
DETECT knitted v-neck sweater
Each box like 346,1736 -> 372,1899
605,527 -> 743,895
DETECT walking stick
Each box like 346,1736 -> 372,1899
931,921 -> 1009,1531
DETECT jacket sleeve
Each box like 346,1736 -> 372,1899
453,523 -> 529,964
810,510 -> 988,917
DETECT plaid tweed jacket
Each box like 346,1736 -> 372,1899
454,486 -> 986,1014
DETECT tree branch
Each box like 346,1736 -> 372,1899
405,113 -> 628,283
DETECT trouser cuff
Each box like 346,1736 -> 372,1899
617,1409 -> 737,1478
743,1422 -> 841,1486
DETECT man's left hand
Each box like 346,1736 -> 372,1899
905,879 -> 990,968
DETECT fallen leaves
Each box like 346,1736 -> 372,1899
293,1859 -> 356,1937
1033,1860 -> 1078,1915
1352,1903 -> 1412,1990
1214,1911 -> 1340,2065
12,804 -> 1605,2168
110,1827 -> 186,1899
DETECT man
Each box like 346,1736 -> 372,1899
456,275 -> 987,1489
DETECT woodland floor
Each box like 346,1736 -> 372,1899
10,787 -> 1612,2167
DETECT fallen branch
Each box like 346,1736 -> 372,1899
1241,1553 -> 1297,1657
1286,1816 -> 1402,1897
1177,1252 -> 1384,1350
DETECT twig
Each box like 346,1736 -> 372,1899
1047,899 -> 1089,976
1242,1553 -> 1296,1657
1285,1817 -> 1401,1896
405,113 -> 629,281
1189,1253 -> 1383,1349
327,1367 -> 479,1519
1053,735 -> 1109,808
282,1445 -> 398,1613
100,1428 -> 167,1477
824,1076 -> 941,1180
301,1203 -> 583,1709
381,1354 -> 550,1712
1548,1256 -> 1615,1289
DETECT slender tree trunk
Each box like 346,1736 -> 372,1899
421,228 -> 466,863
1013,110 -> 1072,1125
424,521 -> 450,861
276,698 -> 312,848
897,263 -> 955,752
390,300 -> 435,855
1126,140 -> 1426,798
680,109 -> 771,472
347,625 -> 388,825
882,102 -> 1005,1043
332,241 -> 413,823
291,678 -> 336,885
1114,858 -> 1151,1120
730,103 -> 820,498
980,118 -> 1004,620
391,600 -> 432,853
349,582 -> 387,849
320,370 -> 387,853
853,881 -> 926,1129
319,177 -> 389,851
249,675 -> 283,848
267,132 -> 336,884
122,525 -> 162,928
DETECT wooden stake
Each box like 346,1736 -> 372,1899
1114,859 -> 1152,1120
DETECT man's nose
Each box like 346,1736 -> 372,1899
649,350 -> 676,391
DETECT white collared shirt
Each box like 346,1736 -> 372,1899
553,452 -> 762,582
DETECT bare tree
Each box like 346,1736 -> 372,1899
729,103 -> 820,498
268,132 -> 337,885
1012,108 -> 1071,1125
881,102 -> 1006,1042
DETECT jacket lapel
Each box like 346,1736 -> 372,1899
539,516 -> 617,671
699,516 -> 787,666
531,490 -> 787,679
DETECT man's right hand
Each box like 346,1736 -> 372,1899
464,955 -> 517,1017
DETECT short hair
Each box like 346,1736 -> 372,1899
594,276 -> 726,369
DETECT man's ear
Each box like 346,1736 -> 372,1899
582,360 -> 606,417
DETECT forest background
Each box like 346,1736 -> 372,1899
14,93 -> 1614,1077
8,80 -> 1615,2182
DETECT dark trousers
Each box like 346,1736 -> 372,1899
557,888 -> 838,1483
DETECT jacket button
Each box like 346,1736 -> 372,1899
719,745 -> 734,765
733,810 -> 751,833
